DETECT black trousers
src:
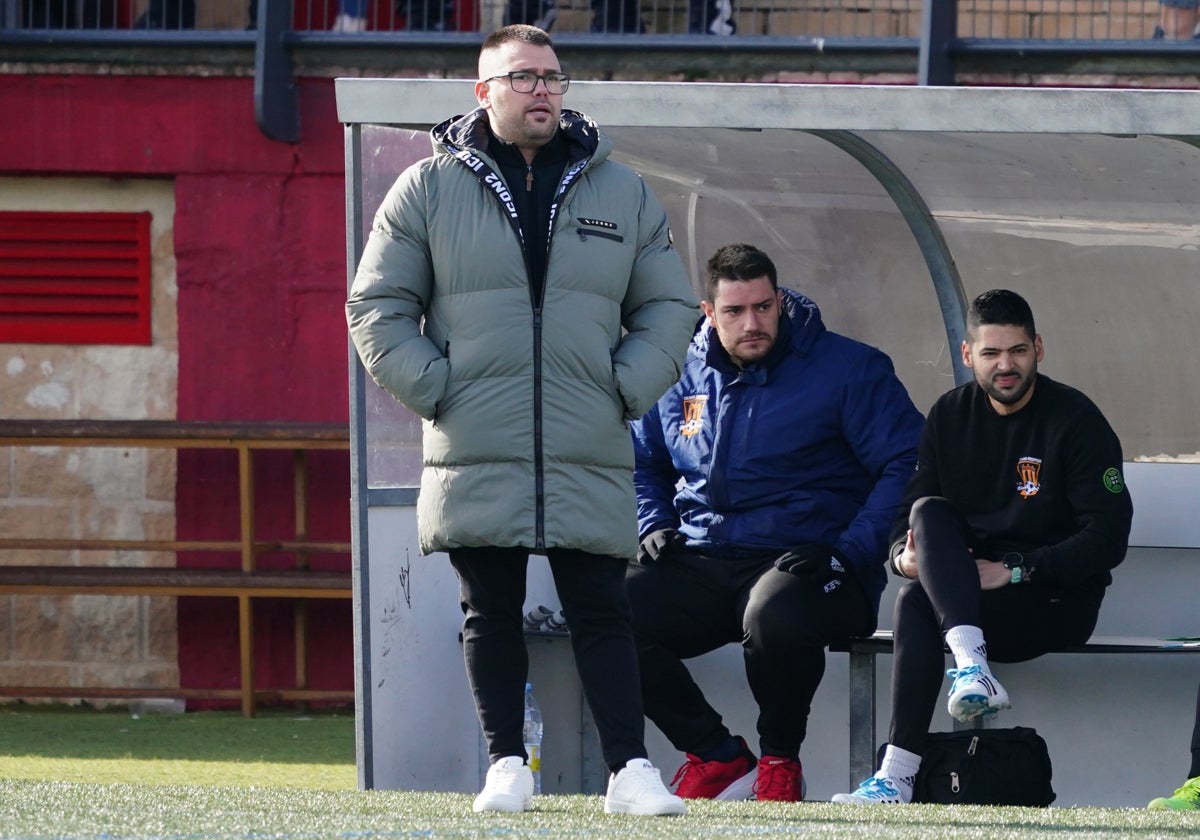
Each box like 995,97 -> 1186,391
889,496 -> 1105,753
626,548 -> 875,759
449,546 -> 647,772
589,0 -> 642,32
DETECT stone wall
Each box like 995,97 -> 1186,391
0,177 -> 180,701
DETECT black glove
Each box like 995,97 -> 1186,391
637,528 -> 684,565
774,543 -> 850,584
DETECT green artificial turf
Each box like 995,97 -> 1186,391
0,705 -> 355,790
2,781 -> 1199,840
2,705 -> 1198,839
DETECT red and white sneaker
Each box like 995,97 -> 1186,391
669,736 -> 757,800
752,756 -> 806,802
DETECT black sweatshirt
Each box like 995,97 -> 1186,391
890,374 -> 1133,589
489,130 -> 570,305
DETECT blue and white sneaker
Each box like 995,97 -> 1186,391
832,774 -> 911,805
946,664 -> 1010,722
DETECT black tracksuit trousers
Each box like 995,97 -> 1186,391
626,548 -> 875,759
450,546 -> 647,773
889,496 -> 1106,754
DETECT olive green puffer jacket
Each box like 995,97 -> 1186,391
346,108 -> 698,560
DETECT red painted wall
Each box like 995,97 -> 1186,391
1,74 -> 353,705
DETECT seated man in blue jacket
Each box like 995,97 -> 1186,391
627,242 -> 924,801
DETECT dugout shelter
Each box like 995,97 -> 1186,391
337,79 -> 1200,806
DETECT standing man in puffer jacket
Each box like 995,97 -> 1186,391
627,243 -> 924,802
346,25 -> 698,818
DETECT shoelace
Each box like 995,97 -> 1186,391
670,755 -> 702,789
753,759 -> 801,799
671,753 -> 741,794
946,664 -> 984,683
858,776 -> 900,800
1174,777 -> 1200,803
619,764 -> 672,798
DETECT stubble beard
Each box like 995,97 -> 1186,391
981,365 -> 1037,406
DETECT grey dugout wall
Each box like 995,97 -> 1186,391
337,80 -> 1200,806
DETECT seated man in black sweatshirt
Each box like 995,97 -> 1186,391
834,288 -> 1133,805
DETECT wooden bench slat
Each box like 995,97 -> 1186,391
0,538 -> 351,553
0,418 -> 353,716
0,686 -> 356,702
0,418 -> 349,444
0,565 -> 351,595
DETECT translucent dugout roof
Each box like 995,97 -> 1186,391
337,81 -> 1200,490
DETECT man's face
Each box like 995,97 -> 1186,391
962,323 -> 1044,414
700,276 -> 782,368
475,41 -> 563,158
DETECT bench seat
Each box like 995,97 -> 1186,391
832,630 -> 1200,787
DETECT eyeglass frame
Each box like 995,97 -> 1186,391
481,71 -> 571,95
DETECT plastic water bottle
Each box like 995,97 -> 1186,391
523,682 -> 543,794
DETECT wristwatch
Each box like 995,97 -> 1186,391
1002,552 -> 1029,585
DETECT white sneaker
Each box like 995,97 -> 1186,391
832,774 -> 912,805
605,758 -> 687,815
473,756 -> 534,813
946,664 -> 1010,722
330,12 -> 366,31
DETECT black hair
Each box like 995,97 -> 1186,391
481,24 -> 553,52
968,289 -> 1036,341
704,243 -> 778,301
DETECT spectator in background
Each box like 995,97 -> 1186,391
504,0 -> 557,30
134,0 -> 194,28
1152,0 -> 1199,39
690,0 -> 734,34
331,0 -> 368,30
320,0 -> 460,32
346,24 -> 697,817
834,289 -> 1133,805
590,0 -> 643,32
628,243 -> 923,801
1148,681 -> 1200,810
24,0 -> 67,26
401,0 -> 456,29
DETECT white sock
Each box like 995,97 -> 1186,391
878,745 -> 920,800
944,624 -> 989,671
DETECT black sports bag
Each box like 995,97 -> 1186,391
912,726 -> 1056,806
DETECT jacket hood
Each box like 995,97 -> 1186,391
692,287 -> 825,370
431,107 -> 609,166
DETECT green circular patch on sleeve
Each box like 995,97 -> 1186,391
1102,467 -> 1124,493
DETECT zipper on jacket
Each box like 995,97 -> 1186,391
450,146 -> 589,554
577,228 -> 624,244
532,307 -> 545,551
707,374 -> 751,511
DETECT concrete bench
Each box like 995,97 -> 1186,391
830,630 -> 1200,789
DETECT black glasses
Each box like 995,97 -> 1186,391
483,71 -> 570,95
